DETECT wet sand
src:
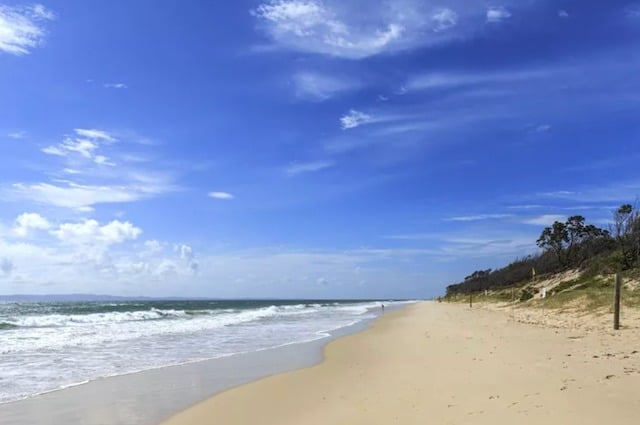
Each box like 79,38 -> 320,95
162,302 -> 640,425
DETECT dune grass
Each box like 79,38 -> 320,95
443,270 -> 640,314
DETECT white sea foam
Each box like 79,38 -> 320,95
0,300 -> 407,404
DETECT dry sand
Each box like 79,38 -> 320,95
161,302 -> 640,425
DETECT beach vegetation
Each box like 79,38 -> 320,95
446,202 -> 640,299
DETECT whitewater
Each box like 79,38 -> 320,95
0,299 -> 402,404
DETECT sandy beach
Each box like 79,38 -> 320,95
162,301 -> 640,425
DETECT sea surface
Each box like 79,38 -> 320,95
0,299 -> 400,404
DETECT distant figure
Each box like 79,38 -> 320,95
381,303 -> 385,313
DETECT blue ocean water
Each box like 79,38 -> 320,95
0,299 -> 403,404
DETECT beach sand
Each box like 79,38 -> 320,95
161,301 -> 640,425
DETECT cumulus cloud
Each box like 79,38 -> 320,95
52,219 -> 142,245
144,239 -> 164,252
285,160 -> 335,175
486,6 -> 511,23
208,191 -> 234,200
179,244 -> 199,273
0,3 -> 55,55
292,71 -> 360,101
558,10 -> 569,18
180,244 -> 194,260
340,109 -> 373,129
13,212 -> 50,237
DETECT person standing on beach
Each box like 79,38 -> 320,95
381,303 -> 385,313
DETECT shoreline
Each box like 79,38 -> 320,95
161,301 -> 640,425
0,304 -> 397,425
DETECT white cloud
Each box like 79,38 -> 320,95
13,212 -> 50,237
407,69 -> 547,91
9,180 -> 171,210
292,72 -> 360,101
486,6 -> 511,23
523,214 -> 565,226
445,214 -> 512,222
42,128 -> 115,165
251,1 -> 540,58
285,160 -> 335,175
52,219 -> 142,245
208,191 -> 234,200
340,109 -> 373,129
7,127 -> 178,210
0,3 -> 55,55
104,83 -> 128,89
180,244 -> 194,260
507,204 -> 543,210
558,10 -> 569,18
7,130 -> 26,139
250,0 -> 436,58
432,8 -> 458,32
144,240 -> 164,252
0,215 -> 200,293
74,128 -> 115,141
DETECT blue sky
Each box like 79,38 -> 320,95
1,0 -> 639,298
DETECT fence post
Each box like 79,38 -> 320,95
614,273 -> 621,330
469,294 -> 473,308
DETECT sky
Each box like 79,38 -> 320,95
1,0 -> 639,299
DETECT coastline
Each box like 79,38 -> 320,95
161,301 -> 640,425
0,303 -> 395,425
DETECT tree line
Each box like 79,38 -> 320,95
446,204 -> 640,296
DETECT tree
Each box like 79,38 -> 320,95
537,216 -> 609,268
537,221 -> 569,266
611,204 -> 640,269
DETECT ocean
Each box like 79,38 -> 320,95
0,299 -> 401,404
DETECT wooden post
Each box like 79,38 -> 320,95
469,294 -> 473,308
614,273 -> 621,330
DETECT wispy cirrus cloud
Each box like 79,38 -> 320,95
7,130 -> 26,139
445,214 -> 512,222
522,214 -> 565,226
406,69 -> 549,91
285,160 -> 335,176
292,72 -> 360,101
103,83 -> 128,89
8,180 -> 173,212
4,128 -> 178,211
42,128 -> 116,165
0,3 -> 55,55
536,181 -> 640,204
